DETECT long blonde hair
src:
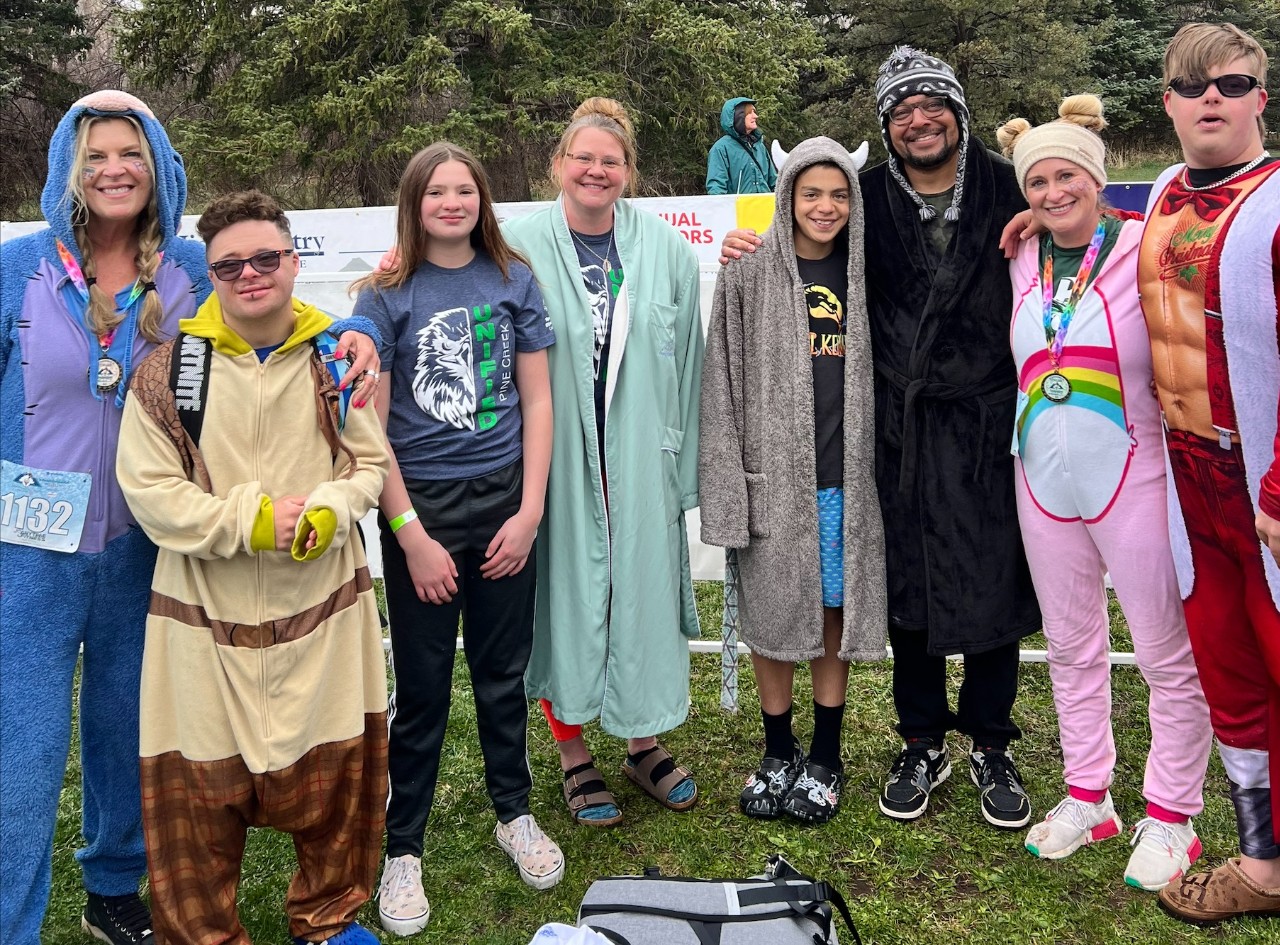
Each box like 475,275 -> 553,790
64,115 -> 166,343
550,97 -> 640,195
351,142 -> 527,295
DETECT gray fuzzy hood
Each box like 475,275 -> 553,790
762,136 -> 867,264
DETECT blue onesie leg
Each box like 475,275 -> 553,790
1,542 -> 92,945
1,528 -> 154,944
76,527 -> 155,895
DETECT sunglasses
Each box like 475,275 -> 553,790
888,96 -> 949,126
1167,73 -> 1260,98
209,249 -> 294,282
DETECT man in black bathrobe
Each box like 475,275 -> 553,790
863,46 -> 1040,830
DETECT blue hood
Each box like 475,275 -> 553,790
40,90 -> 188,265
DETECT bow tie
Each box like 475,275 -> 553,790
1160,177 -> 1236,222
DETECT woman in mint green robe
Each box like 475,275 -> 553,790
504,97 -> 704,823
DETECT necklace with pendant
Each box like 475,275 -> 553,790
570,227 -> 615,273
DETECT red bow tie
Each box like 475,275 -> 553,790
1160,177 -> 1237,222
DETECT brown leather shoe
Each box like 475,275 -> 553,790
1158,858 -> 1280,925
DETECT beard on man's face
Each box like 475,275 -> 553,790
900,137 -> 959,170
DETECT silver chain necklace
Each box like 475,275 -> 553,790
1180,152 -> 1270,192
570,227 -> 615,272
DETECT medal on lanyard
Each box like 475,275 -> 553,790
56,240 -> 156,400
1040,220 -> 1107,404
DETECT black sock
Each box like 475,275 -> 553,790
808,701 -> 846,769
761,705 -> 795,760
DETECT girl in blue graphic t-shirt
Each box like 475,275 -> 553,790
351,142 -> 560,935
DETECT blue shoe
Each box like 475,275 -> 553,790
294,922 -> 380,945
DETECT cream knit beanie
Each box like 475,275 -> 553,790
997,94 -> 1108,195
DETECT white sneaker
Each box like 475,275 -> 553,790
1125,816 -> 1202,891
495,814 -> 565,890
378,853 -> 430,936
1025,793 -> 1123,860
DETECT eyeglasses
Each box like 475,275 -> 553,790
1167,73 -> 1260,98
888,96 -> 949,126
565,152 -> 626,171
209,249 -> 294,282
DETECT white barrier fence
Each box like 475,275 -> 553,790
4,193 -> 1141,711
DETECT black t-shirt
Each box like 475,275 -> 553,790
797,248 -> 847,489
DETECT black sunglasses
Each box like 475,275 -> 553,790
1167,73 -> 1260,98
209,249 -> 294,282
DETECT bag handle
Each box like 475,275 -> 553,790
736,879 -> 862,945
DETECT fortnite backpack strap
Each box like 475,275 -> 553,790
168,333 -> 213,448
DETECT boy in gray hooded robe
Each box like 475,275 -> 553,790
699,136 -> 887,824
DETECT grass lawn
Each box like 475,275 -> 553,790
1107,162 -> 1173,182
43,582 -> 1280,944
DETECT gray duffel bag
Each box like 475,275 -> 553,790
577,855 -> 861,945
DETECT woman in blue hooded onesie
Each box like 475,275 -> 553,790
0,90 -> 380,945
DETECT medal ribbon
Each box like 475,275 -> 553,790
55,239 -> 161,407
1041,219 -> 1107,367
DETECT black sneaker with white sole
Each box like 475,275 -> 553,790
879,739 -> 951,820
83,892 -> 154,945
969,747 -> 1032,829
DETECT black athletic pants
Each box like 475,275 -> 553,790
889,623 -> 1022,751
382,459 -> 535,858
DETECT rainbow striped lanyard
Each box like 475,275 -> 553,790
1040,219 -> 1107,367
55,239 -> 160,405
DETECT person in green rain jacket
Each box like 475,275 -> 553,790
504,97 -> 705,828
706,96 -> 778,195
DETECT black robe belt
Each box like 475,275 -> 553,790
874,361 -> 1014,493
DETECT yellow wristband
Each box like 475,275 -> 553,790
389,509 -> 418,533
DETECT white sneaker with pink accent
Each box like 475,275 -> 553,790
1025,793 -> 1123,860
1125,816 -> 1202,891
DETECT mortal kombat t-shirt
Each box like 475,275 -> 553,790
356,254 -> 555,480
797,248 -> 847,489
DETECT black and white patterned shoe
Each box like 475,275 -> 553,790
740,738 -> 805,819
781,758 -> 844,824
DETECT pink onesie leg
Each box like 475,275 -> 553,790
1016,474 -> 1115,794
1085,470 -> 1211,817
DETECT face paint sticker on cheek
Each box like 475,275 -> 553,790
131,162 -> 149,175
82,167 -> 96,180
1064,179 -> 1093,197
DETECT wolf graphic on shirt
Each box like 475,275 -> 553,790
413,307 -> 476,429
581,263 -> 611,380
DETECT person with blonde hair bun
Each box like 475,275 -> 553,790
997,93 -> 1212,892
504,97 -> 705,827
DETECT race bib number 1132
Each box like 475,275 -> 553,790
0,460 -> 90,553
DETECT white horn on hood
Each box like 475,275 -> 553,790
850,141 -> 870,171
771,139 -> 788,172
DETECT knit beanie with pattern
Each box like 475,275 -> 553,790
873,45 -> 970,222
